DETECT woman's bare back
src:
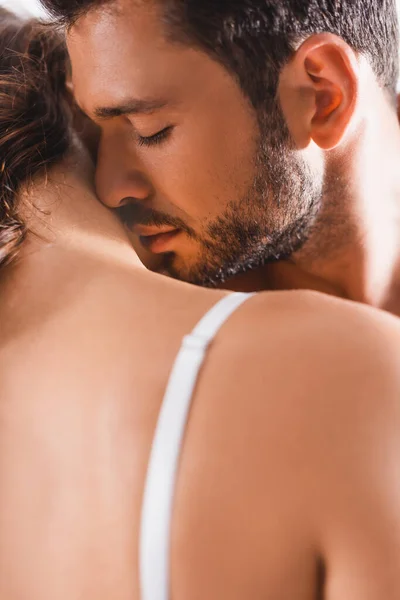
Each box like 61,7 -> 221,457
1,176 -> 400,599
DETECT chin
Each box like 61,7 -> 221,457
159,252 -> 201,283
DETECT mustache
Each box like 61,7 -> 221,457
116,201 -> 195,237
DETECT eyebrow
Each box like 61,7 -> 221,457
93,97 -> 169,120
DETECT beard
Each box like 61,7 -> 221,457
118,101 -> 323,288
167,104 -> 323,287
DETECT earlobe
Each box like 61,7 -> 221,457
278,33 -> 359,151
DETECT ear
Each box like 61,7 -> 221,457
278,33 -> 359,150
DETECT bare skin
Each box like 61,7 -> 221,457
67,1 -> 400,315
1,147 -> 400,599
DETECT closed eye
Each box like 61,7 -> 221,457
137,126 -> 173,147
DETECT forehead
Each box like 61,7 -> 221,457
67,0 -> 220,113
67,1 -> 168,102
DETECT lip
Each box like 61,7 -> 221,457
134,224 -> 177,237
138,229 -> 181,254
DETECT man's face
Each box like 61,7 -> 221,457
69,0 -> 322,286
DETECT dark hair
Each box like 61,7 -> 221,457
40,0 -> 399,110
0,8 -> 71,270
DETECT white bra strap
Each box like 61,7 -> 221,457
140,292 -> 253,600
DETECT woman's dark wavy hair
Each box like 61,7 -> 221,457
0,8 -> 71,269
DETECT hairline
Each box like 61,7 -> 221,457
61,0 -> 399,106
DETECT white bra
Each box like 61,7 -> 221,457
139,292 -> 253,600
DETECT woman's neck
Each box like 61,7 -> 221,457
0,150 -> 145,341
18,149 -> 143,272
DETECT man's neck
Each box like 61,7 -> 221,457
259,93 -> 400,315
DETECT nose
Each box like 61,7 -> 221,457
95,133 -> 153,209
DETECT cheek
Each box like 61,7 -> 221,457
146,122 -> 257,222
